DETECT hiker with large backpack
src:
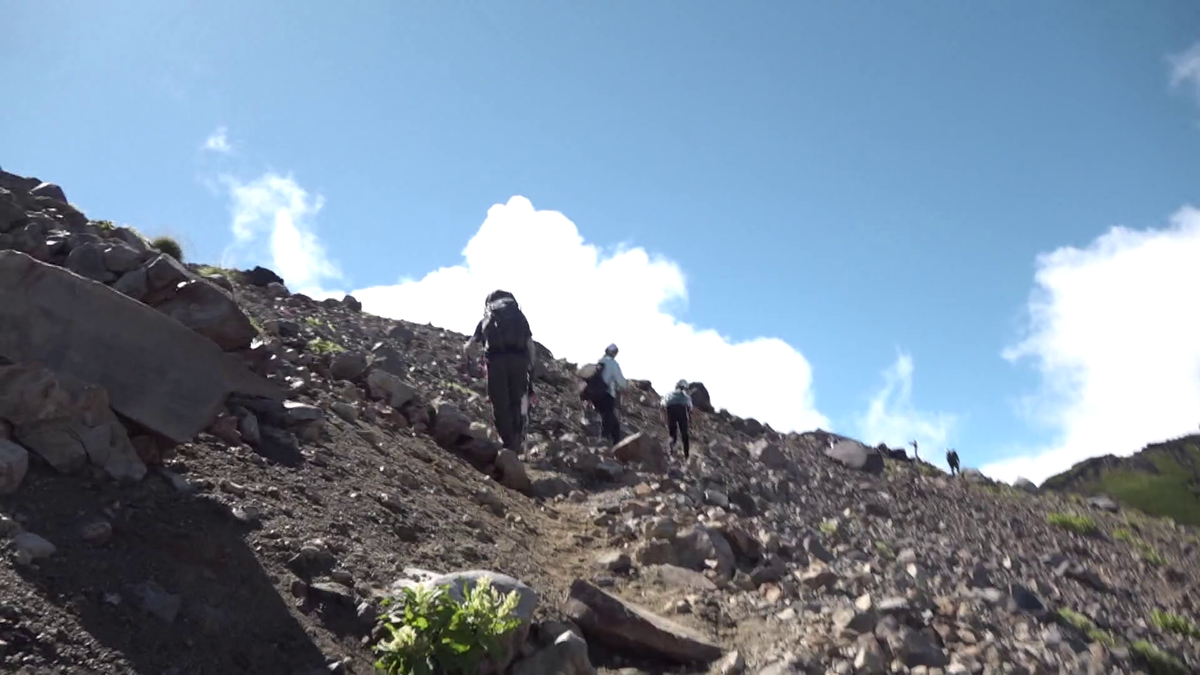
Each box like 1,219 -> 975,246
463,290 -> 536,453
578,343 -> 627,447
661,379 -> 693,459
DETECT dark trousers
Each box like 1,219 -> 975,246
666,404 -> 690,457
949,461 -> 960,476
486,352 -> 531,451
594,392 -> 622,446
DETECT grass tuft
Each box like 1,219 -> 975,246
1130,640 -> 1189,675
150,235 -> 183,262
1150,609 -> 1200,639
1056,608 -> 1116,647
1046,512 -> 1098,536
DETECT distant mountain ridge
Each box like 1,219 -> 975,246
1041,434 -> 1200,526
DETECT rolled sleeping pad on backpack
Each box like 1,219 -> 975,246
577,363 -> 599,379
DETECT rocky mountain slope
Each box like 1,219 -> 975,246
1041,437 -> 1200,528
1,168 -> 1198,675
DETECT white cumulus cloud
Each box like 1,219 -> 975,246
203,126 -> 233,154
854,352 -> 955,466
983,205 -> 1200,485
351,195 -> 830,433
219,172 -> 342,296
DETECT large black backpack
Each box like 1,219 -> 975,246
578,361 -> 608,403
482,297 -> 529,354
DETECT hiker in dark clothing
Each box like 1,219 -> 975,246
946,449 -> 960,476
661,379 -> 693,458
464,290 -> 536,453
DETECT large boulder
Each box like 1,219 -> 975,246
0,439 -> 29,494
0,251 -> 280,444
0,363 -> 145,481
1014,477 -> 1038,493
687,382 -> 713,413
613,432 -> 668,473
366,369 -> 416,408
244,266 -> 284,287
511,629 -> 595,675
825,440 -> 883,475
564,579 -> 722,665
152,279 -> 258,351
747,439 -> 788,470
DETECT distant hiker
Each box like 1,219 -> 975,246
661,379 -> 694,458
464,290 -> 536,453
909,440 -> 919,461
946,448 -> 960,476
579,343 -> 627,447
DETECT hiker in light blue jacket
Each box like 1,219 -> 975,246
661,379 -> 693,458
595,343 -> 627,446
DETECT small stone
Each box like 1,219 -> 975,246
596,551 -> 632,574
79,519 -> 113,544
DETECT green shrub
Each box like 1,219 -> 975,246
1150,610 -> 1200,639
1130,640 -> 1188,675
150,235 -> 183,261
1056,608 -> 1116,647
818,519 -> 839,536
1138,543 -> 1167,566
93,219 -> 115,231
1112,528 -> 1135,542
1047,512 -> 1098,536
307,338 -> 345,355
374,579 -> 523,675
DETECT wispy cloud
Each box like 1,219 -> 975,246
855,352 -> 956,465
219,172 -> 342,296
203,126 -> 233,154
983,205 -> 1200,485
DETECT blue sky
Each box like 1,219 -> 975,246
6,1 -> 1200,483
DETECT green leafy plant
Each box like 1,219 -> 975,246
307,337 -> 345,355
150,235 -> 183,261
818,519 -> 839,536
1056,608 -> 1116,647
374,579 -> 523,675
1150,609 -> 1200,639
1130,640 -> 1189,675
1112,527 -> 1135,542
1046,512 -> 1098,536
93,219 -> 115,231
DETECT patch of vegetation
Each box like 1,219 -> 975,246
150,235 -> 183,262
1150,610 -> 1200,639
1043,442 -> 1200,527
304,316 -> 333,330
1137,542 -> 1167,566
1112,527 -> 1135,542
873,540 -> 894,559
93,219 -> 115,231
374,579 -> 523,675
818,519 -> 839,536
1046,512 -> 1098,536
307,338 -> 345,355
1056,608 -> 1116,647
196,265 -> 238,278
1130,640 -> 1189,675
